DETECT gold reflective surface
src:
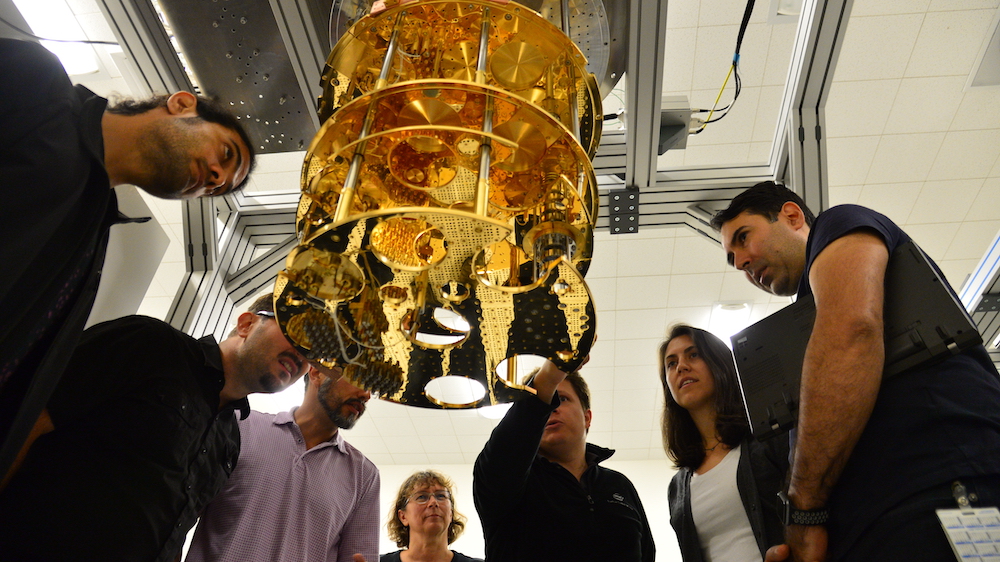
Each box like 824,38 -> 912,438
277,0 -> 603,408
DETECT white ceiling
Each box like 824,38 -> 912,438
37,0 -> 1000,464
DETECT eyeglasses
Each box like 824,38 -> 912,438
408,490 -> 451,505
256,311 -> 275,318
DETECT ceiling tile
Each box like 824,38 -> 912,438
614,388 -> 659,412
692,25 -> 741,91
901,222 -> 961,259
825,79 -> 900,138
697,0 -> 757,27
583,366 -> 615,392
587,237 -> 619,279
613,408 -> 656,432
596,309 -> 616,344
662,305 -> 714,328
936,258 -> 982,290
347,436 -> 389,455
431,453 -> 469,465
851,0 -> 931,17
762,24 -> 796,86
663,27 -> 697,92
419,435 -> 463,454
865,132 -> 946,184
457,433 -> 490,453
375,416 -> 418,437
945,220 -> 1000,260
587,276 -> 617,310
667,272 -> 724,308
666,0 -> 700,29
254,150 -> 308,174
382,435 -> 426,455
614,308 -> 668,341
905,10 -> 996,78
617,276 -> 672,310
927,0 -> 999,10
613,364 -> 662,392
883,76 -> 966,134
908,179 -> 983,223
748,141 -> 772,163
671,236 -> 728,274
719,270 -> 774,304
826,136 -> 879,186
857,182 -> 923,225
615,237 -> 675,277
928,130 -> 1000,180
752,85 -> 784,142
67,0 -> 103,14
828,185 -> 863,206
966,178 -> 1000,221
613,430 -> 654,450
833,14 -> 924,81
953,85 -> 1000,131
391,453 -> 431,465
612,338 -> 663,367
363,453 -> 396,466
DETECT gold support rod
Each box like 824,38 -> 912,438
335,13 -> 404,223
474,7 -> 493,216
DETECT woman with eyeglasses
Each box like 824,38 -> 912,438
659,324 -> 788,561
381,470 -> 483,562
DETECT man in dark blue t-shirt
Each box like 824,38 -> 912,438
712,181 -> 1000,562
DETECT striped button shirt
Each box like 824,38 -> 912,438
186,409 -> 380,562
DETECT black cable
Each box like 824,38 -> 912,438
0,15 -> 119,46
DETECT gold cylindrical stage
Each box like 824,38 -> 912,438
275,0 -> 603,408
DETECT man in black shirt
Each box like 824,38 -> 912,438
474,361 -> 655,562
0,38 -> 258,480
0,295 -> 309,562
713,182 -> 1000,562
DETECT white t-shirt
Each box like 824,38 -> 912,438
689,444 -> 760,561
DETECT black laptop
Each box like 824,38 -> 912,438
730,240 -> 983,441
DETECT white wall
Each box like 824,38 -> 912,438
374,459 -> 683,561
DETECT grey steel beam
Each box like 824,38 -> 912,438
624,0 -> 668,191
779,0 -> 854,213
96,0 -> 194,94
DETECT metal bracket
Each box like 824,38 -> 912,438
608,188 -> 640,234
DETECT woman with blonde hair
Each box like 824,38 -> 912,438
659,324 -> 788,561
382,470 -> 482,562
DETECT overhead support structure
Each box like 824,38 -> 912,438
960,227 -> 1000,366
96,0 -> 195,95
777,0 -> 854,213
623,0 -> 668,194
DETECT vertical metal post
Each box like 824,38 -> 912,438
474,8 -> 494,216
335,12 -> 403,223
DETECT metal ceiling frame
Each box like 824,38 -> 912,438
94,0 -> 1000,365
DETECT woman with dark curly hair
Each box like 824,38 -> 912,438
381,470 -> 482,562
659,324 -> 788,562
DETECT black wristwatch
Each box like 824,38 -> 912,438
778,491 -> 829,526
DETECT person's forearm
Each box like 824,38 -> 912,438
788,316 -> 883,510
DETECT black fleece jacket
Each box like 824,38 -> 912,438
474,392 -> 655,562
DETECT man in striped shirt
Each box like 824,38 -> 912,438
186,364 -> 380,562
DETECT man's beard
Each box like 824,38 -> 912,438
318,378 -> 363,429
135,117 -> 202,199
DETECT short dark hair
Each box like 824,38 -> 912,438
658,324 -> 749,469
523,368 -> 591,412
387,470 -> 467,548
710,181 -> 816,231
228,293 -> 275,337
107,93 -> 257,192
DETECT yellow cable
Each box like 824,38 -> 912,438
698,63 -> 736,133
